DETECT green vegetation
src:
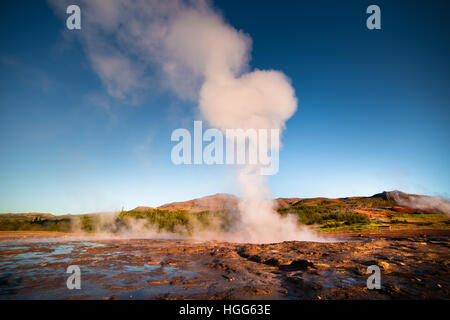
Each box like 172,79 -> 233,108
117,208 -> 238,235
276,196 -> 449,232
80,215 -> 97,233
341,197 -> 396,208
319,221 -> 390,233
394,213 -> 445,222
1,194 -> 448,234
391,218 -> 408,224
119,209 -> 191,233
278,205 -> 370,226
0,215 -> 71,232
390,213 -> 449,228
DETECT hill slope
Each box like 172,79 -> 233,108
157,193 -> 239,212
1,191 -> 448,234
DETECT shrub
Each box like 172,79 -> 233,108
278,206 -> 370,226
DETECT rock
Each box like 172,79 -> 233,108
148,280 -> 171,286
379,261 -> 390,271
286,275 -> 304,286
280,259 -> 314,271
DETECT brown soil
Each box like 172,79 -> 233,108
0,231 -> 448,300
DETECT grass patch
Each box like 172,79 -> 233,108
391,218 -> 408,224
320,221 -> 389,233
117,208 -> 239,235
0,216 -> 71,232
278,206 -> 371,226
394,213 -> 446,221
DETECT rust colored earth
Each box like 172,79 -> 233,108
0,230 -> 448,300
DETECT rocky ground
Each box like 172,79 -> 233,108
0,232 -> 448,299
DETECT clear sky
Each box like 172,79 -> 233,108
0,0 -> 449,214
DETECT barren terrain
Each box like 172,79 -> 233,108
0,230 -> 448,300
1,191 -> 449,299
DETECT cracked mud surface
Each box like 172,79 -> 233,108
0,233 -> 448,299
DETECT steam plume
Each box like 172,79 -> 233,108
49,0 -> 321,242
396,195 -> 450,217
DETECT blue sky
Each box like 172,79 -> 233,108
0,0 -> 449,214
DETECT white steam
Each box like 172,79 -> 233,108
49,0 -> 321,243
396,195 -> 450,217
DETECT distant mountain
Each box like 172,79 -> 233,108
141,190 -> 449,216
133,206 -> 155,211
0,213 -> 55,218
2,191 -> 447,217
276,197 -> 303,208
155,194 -> 313,212
371,190 -> 411,201
157,193 -> 239,212
1,191 -> 448,234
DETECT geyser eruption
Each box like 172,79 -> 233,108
168,8 -> 312,242
233,168 -> 324,243
49,0 -> 322,242
170,9 -> 307,242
